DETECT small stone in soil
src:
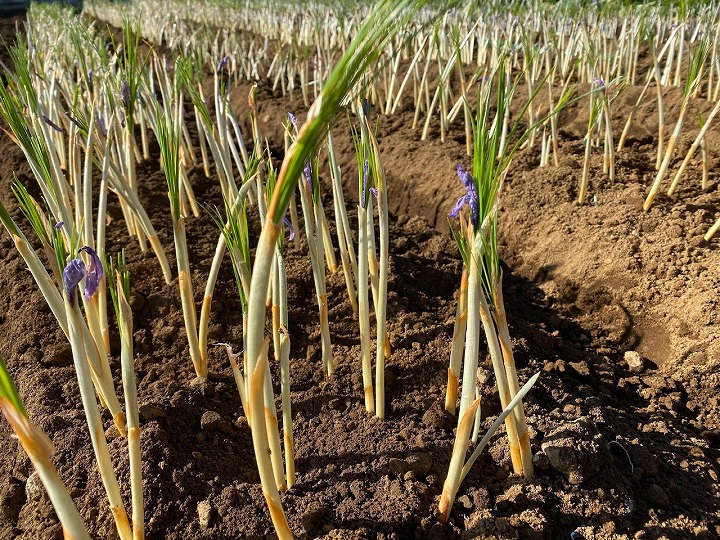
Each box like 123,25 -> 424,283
421,402 -> 448,430
540,417 -> 608,484
25,471 -> 44,501
624,351 -> 645,373
189,377 -> 213,397
155,324 -> 177,344
197,500 -> 214,528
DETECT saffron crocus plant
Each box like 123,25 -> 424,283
645,40 -> 709,210
287,113 -> 334,379
354,130 -> 374,413
441,58 -> 570,521
357,101 -> 391,419
62,250 -> 133,540
0,196 -> 126,435
157,106 -> 204,378
243,1 -> 429,535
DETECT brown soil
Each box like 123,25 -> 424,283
1,20 -> 720,540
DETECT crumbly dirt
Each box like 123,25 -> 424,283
1,19 -> 720,540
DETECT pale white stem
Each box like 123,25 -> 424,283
249,341 -> 292,539
173,218 -> 203,378
117,280 -> 144,540
357,203 -> 374,413
64,296 -> 132,540
644,99 -> 689,210
438,397 -> 481,523
445,269 -> 467,415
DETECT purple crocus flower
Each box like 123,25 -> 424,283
360,160 -> 369,209
449,164 -> 479,228
42,115 -> 66,134
287,112 -> 298,133
54,221 -> 63,230
216,55 -> 229,75
303,161 -> 313,192
79,246 -> 104,300
593,77 -> 605,92
282,216 -> 295,241
369,187 -> 378,200
63,258 -> 86,303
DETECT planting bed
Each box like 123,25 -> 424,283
1,14 -> 720,540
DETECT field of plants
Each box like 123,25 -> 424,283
0,0 -> 719,538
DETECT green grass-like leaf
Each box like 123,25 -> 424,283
0,354 -> 26,417
108,250 -> 131,338
157,111 -> 182,220
12,180 -> 50,247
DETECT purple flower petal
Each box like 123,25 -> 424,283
63,258 -> 86,302
450,165 -> 479,228
303,161 -> 312,192
369,187 -> 378,200
361,160 -> 369,209
593,77 -> 605,92
448,194 -> 469,220
54,221 -> 63,230
468,187 -> 479,228
79,246 -> 104,300
42,115 -> 66,134
456,164 -> 474,191
216,55 -> 229,75
287,112 -> 298,132
282,216 -> 295,241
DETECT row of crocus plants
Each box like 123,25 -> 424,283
1,0 -> 720,538
86,0 -> 720,234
